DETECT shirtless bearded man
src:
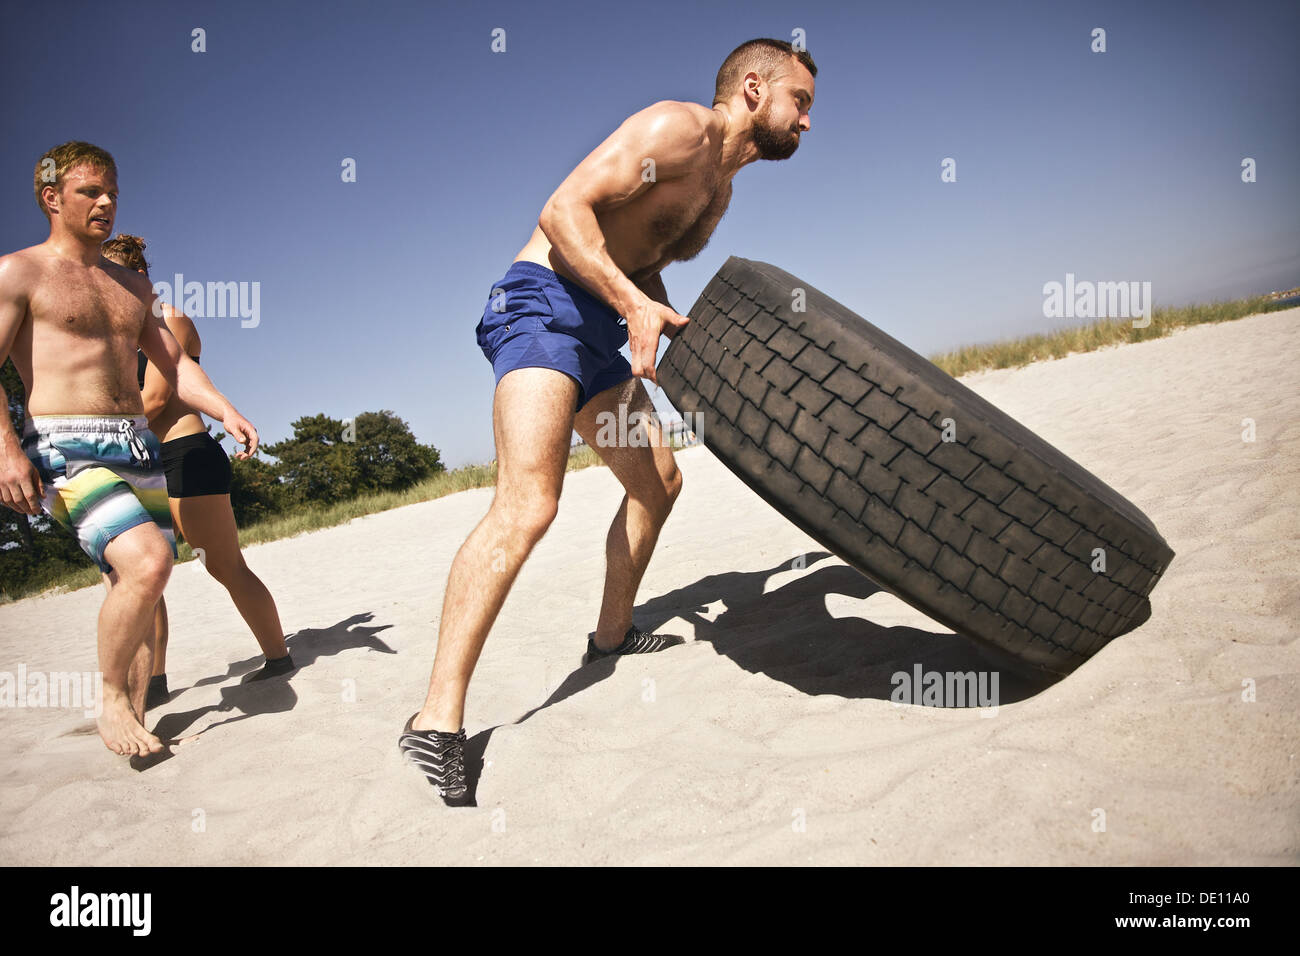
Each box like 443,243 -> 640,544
400,39 -> 816,804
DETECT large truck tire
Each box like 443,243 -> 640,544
658,257 -> 1175,676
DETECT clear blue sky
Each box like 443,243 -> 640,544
3,0 -> 1296,467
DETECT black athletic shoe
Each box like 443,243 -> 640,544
144,674 -> 170,711
398,714 -> 470,806
582,626 -> 686,665
241,653 -> 297,684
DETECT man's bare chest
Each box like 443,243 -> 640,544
30,267 -> 144,342
647,178 -> 734,262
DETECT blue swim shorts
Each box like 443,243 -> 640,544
475,261 -> 634,411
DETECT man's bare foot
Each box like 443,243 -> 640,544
97,695 -> 163,756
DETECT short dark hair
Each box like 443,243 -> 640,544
713,38 -> 817,106
102,234 -> 149,275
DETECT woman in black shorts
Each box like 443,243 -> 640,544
103,235 -> 292,705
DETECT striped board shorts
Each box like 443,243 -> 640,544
22,415 -> 177,574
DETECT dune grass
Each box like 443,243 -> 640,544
2,558 -> 103,601
929,294 -> 1287,378
229,445 -> 607,549
230,462 -> 501,549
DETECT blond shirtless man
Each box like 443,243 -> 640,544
400,39 -> 816,803
0,142 -> 259,758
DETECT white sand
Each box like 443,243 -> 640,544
1,309 -> 1297,865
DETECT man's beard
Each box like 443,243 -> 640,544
753,100 -> 800,160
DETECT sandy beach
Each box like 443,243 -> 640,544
1,308 -> 1297,866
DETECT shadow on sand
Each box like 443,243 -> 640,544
135,612 -> 393,771
454,554 -> 1059,802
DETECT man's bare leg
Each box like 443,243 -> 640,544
172,495 -> 288,662
150,594 -> 168,676
574,377 -> 682,649
125,622 -> 153,719
102,572 -> 168,677
103,567 -> 157,719
97,523 -> 172,755
412,367 -> 580,733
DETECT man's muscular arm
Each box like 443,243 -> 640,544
634,272 -> 686,340
140,307 -> 198,422
0,256 -> 43,515
635,272 -> 673,310
539,101 -> 703,381
138,296 -> 259,457
139,354 -> 169,423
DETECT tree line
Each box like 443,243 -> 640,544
1,358 -> 443,596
